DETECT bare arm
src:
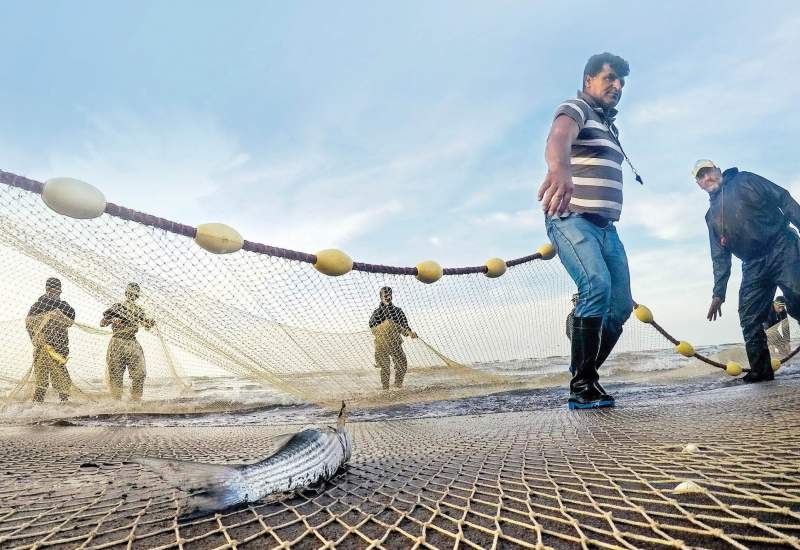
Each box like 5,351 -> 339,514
538,115 -> 580,217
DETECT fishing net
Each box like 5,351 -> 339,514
0,170 -> 767,418
0,378 -> 799,549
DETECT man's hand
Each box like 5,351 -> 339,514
52,310 -> 74,328
538,169 -> 574,217
538,115 -> 579,217
408,330 -> 417,339
707,297 -> 723,321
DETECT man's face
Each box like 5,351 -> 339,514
584,63 -> 624,109
696,167 -> 723,193
46,289 -> 61,299
125,288 -> 140,301
380,291 -> 392,305
774,302 -> 786,313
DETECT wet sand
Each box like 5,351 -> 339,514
1,372 -> 799,549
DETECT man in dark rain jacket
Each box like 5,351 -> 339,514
25,277 -> 76,402
695,159 -> 800,382
368,287 -> 417,389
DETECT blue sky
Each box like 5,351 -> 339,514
2,1 -> 799,343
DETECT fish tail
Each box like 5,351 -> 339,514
134,457 -> 246,516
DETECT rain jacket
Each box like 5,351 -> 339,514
26,295 -> 76,356
706,168 -> 800,300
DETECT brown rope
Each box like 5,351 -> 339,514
640,305 -> 800,373
0,169 -> 549,275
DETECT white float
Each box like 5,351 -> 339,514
41,177 -> 107,219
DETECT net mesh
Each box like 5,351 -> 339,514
0,379 -> 798,549
1,170 -> 799,549
0,171 -> 684,416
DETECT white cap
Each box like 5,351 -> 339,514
692,159 -> 718,178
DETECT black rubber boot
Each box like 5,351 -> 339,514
743,340 -> 775,383
593,325 -> 622,400
568,317 -> 614,410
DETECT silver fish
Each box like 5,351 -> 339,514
135,401 -> 353,515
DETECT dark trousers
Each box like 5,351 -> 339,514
740,230 -> 800,372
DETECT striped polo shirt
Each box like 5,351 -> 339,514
554,92 -> 625,221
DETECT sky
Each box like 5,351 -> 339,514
2,0 -> 800,346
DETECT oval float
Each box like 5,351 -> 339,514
42,177 -> 106,219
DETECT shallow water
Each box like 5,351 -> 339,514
3,342 -> 795,427
37,365 -> 799,428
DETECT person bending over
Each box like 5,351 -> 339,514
696,160 -> 800,382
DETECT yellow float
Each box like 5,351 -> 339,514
537,243 -> 556,260
194,223 -> 244,254
416,260 -> 443,284
725,362 -> 743,376
675,341 -> 695,357
633,305 -> 653,324
313,249 -> 353,276
484,257 -> 507,278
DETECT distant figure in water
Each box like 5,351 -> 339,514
566,293 -> 579,340
101,282 -> 155,400
698,159 -> 800,382
369,287 -> 416,390
25,277 -> 76,403
763,295 -> 790,358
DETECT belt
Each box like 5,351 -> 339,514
579,213 -> 611,228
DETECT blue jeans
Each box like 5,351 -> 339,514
545,214 -> 634,336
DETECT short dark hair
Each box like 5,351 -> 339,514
46,277 -> 61,291
583,52 -> 630,80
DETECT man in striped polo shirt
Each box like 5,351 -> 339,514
537,52 -> 634,410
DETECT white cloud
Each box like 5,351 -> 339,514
626,244 -> 744,345
7,93 -> 531,259
623,191 -> 709,241
628,16 -> 800,138
471,208 -> 539,229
